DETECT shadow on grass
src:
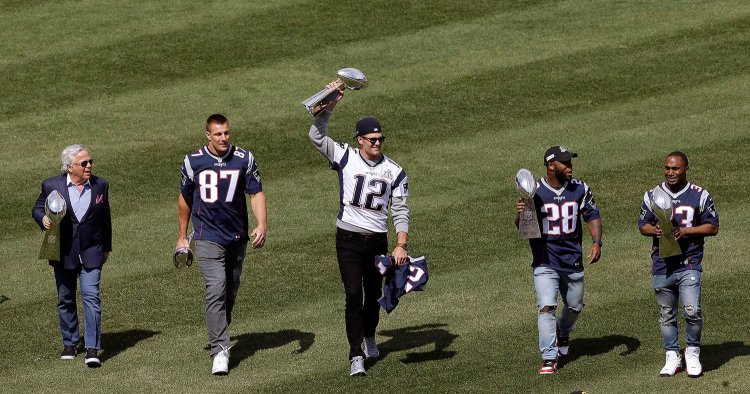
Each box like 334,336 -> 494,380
701,341 -> 750,372
0,295 -> 8,304
228,329 -> 315,368
558,335 -> 640,370
100,329 -> 160,362
368,323 -> 458,367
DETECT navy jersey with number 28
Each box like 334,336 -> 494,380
180,144 -> 262,244
528,178 -> 600,273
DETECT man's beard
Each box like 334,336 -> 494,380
554,168 -> 569,184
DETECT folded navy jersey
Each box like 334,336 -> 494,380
375,255 -> 428,314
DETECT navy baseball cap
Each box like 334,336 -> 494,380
354,117 -> 382,137
544,146 -> 578,165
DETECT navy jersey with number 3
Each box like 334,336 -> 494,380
529,178 -> 600,273
180,144 -> 262,244
638,182 -> 719,275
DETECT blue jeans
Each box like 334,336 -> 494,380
53,265 -> 102,349
533,266 -> 585,360
652,270 -> 702,351
196,240 -> 246,357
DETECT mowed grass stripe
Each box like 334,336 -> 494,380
0,0 -> 548,119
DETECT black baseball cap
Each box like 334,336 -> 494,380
544,146 -> 578,165
354,117 -> 382,137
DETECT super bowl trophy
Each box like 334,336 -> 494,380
650,187 -> 682,258
302,68 -> 368,117
38,190 -> 67,260
173,230 -> 196,268
516,169 -> 541,239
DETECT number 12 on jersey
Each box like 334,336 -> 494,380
349,175 -> 387,211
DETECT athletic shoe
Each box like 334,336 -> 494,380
659,350 -> 683,377
84,349 -> 101,367
538,359 -> 557,374
349,356 -> 366,376
685,346 -> 702,377
557,336 -> 570,357
60,345 -> 77,360
212,345 -> 231,375
362,337 -> 380,359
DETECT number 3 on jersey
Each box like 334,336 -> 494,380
199,169 -> 240,203
542,202 -> 578,235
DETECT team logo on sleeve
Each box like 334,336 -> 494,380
588,195 -> 597,209
403,182 -> 409,193
707,203 -> 717,217
180,173 -> 189,186
252,168 -> 262,183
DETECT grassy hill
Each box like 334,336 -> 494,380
1,0 -> 748,392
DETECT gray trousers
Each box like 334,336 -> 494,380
196,240 -> 247,356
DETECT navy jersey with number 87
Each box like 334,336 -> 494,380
180,144 -> 262,244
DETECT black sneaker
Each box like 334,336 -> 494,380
60,345 -> 77,360
84,348 -> 101,367
557,336 -> 570,357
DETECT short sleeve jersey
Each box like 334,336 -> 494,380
329,143 -> 408,233
180,144 -> 262,244
637,182 -> 719,275
528,178 -> 600,273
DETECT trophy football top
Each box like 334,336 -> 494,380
651,187 -> 672,211
336,68 -> 367,90
515,168 -> 537,198
45,191 -> 67,218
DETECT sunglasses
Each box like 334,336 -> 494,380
361,136 -> 385,144
73,159 -> 94,168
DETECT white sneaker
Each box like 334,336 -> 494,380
349,356 -> 366,376
685,346 -> 702,377
659,350 -> 683,377
362,337 -> 379,359
212,345 -> 231,375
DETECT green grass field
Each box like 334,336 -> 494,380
2,0 -> 749,392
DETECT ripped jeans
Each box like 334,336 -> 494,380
533,266 -> 584,360
653,270 -> 702,352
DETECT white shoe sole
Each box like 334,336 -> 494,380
659,367 -> 682,377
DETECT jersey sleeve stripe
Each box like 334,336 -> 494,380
392,170 -> 407,189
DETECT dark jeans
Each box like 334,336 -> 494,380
336,228 -> 387,359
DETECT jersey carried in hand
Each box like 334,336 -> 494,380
375,255 -> 428,314
180,144 -> 262,244
528,178 -> 600,273
638,182 -> 719,274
